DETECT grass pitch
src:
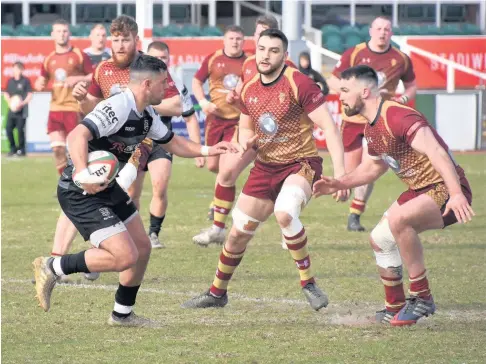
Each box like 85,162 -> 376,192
2,153 -> 485,363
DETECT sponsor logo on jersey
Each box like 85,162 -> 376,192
101,104 -> 118,125
258,112 -> 278,136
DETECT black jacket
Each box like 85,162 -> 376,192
298,52 -> 329,96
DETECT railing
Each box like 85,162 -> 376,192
305,37 -> 486,93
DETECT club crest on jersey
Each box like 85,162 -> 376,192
381,153 -> 400,172
391,59 -> 397,67
259,112 -> 278,136
223,74 -> 239,91
279,92 -> 286,104
54,68 -> 67,82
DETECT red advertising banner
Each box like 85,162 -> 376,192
407,36 -> 486,89
1,37 -> 253,90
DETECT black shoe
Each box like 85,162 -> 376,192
181,291 -> 228,308
302,282 -> 329,311
16,150 -> 26,157
347,213 -> 365,232
7,151 -> 16,157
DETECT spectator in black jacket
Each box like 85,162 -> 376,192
298,51 -> 329,96
5,62 -> 32,156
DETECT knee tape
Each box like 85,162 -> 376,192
274,185 -> 307,237
370,218 -> 402,269
274,185 -> 307,219
231,207 -> 261,235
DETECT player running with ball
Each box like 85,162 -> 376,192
33,55 -> 237,327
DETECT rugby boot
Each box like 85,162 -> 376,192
181,291 -> 228,309
375,308 -> 397,324
390,296 -> 436,326
149,232 -> 165,249
83,272 -> 101,281
192,227 -> 226,247
302,282 -> 329,311
108,312 -> 154,327
347,213 -> 365,232
32,257 -> 59,312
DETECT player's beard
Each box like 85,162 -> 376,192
113,47 -> 137,68
343,97 -> 364,117
257,56 -> 285,76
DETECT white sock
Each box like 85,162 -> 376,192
113,302 -> 133,315
52,257 -> 65,276
211,225 -> 224,233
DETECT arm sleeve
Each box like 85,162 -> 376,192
386,106 -> 429,145
332,47 -> 354,78
80,94 -> 128,139
401,54 -> 416,83
194,54 -> 211,83
87,68 -> 103,98
294,72 -> 326,114
146,109 -> 175,144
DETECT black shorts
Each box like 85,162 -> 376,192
143,143 -> 173,172
57,180 -> 138,247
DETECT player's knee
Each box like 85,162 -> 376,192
115,249 -> 139,272
370,218 -> 402,268
274,211 -> 293,229
208,164 -> 219,174
217,168 -> 235,186
152,183 -> 168,202
274,185 -> 307,235
231,207 -> 261,236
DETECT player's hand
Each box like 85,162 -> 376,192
194,156 -> 206,168
202,102 -> 218,115
442,193 -> 475,224
332,189 -> 351,202
73,168 -> 108,195
312,175 -> 346,198
226,90 -> 239,105
73,82 -> 89,102
237,135 -> 258,156
208,141 -> 239,156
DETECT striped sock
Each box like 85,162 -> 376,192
381,275 -> 406,312
409,270 -> 431,299
283,227 -> 314,287
209,246 -> 246,297
350,198 -> 366,215
213,184 -> 235,229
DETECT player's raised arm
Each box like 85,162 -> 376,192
76,69 -> 104,114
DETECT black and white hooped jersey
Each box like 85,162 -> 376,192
81,88 -> 174,163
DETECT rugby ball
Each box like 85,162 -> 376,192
9,95 -> 23,113
73,151 -> 120,184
